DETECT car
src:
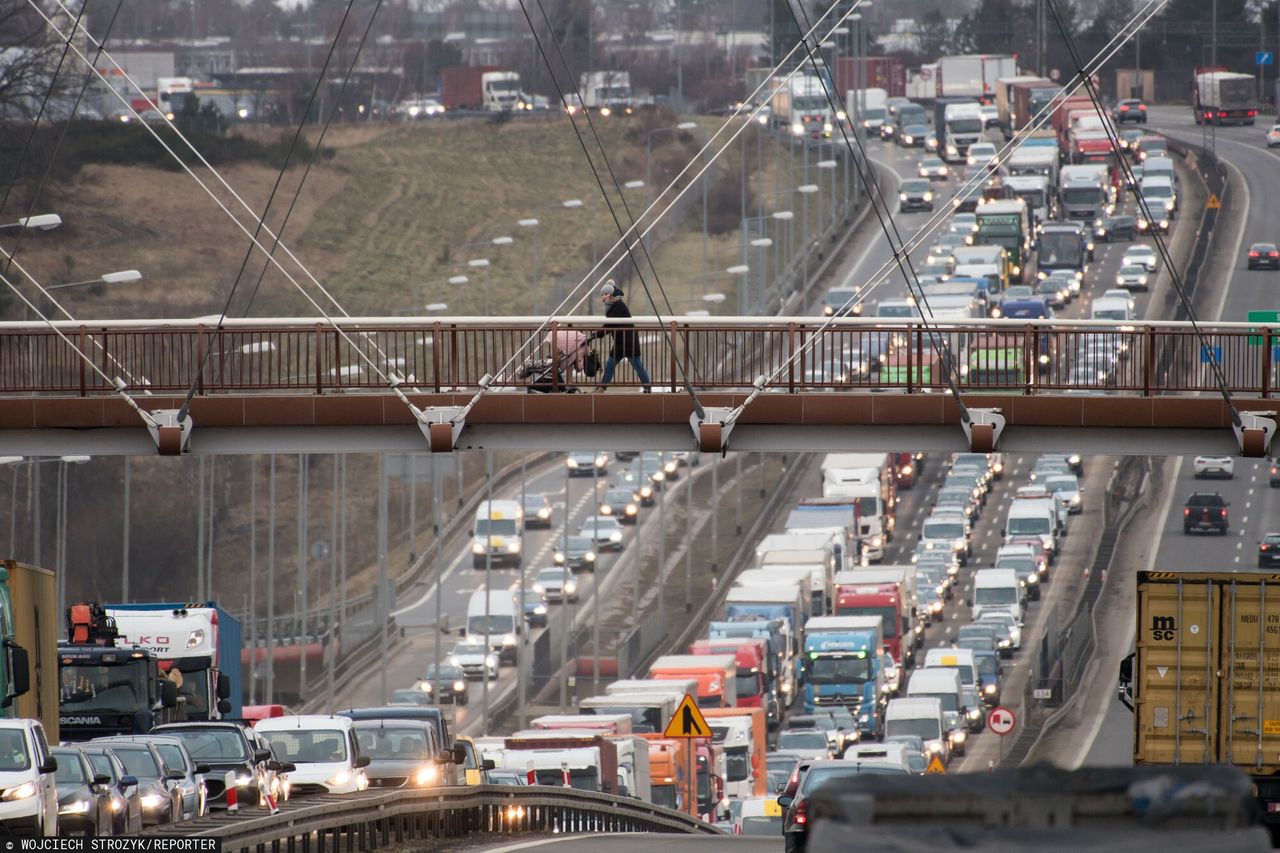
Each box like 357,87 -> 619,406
100,736 -> 205,821
254,716 -> 369,797
1094,214 -> 1137,242
90,742 -> 180,826
640,450 -> 681,482
919,585 -> 945,622
772,730 -> 832,760
148,722 -> 277,812
417,663 -> 470,705
1114,98 -> 1147,124
534,566 -> 579,603
578,515 -> 625,550
779,756 -> 912,852
1035,278 -> 1067,308
925,242 -> 958,265
79,746 -> 143,836
1043,474 -> 1083,514
821,286 -> 864,318
1114,263 -> 1150,292
897,124 -> 929,147
1193,455 -> 1234,479
552,534 -> 597,570
978,611 -> 1023,653
389,687 -> 434,706
487,769 -> 530,786
1118,127 -> 1146,153
1101,288 -> 1137,311
958,687 -> 985,733
785,714 -> 845,755
1268,124 -> 1280,147
899,178 -> 934,212
449,640 -> 498,680
352,719 -> 444,789
1248,242 -> 1280,270
918,157 -> 949,180
966,141 -> 997,166
598,488 -> 640,524
994,549 -> 1042,600
565,451 -> 608,477
521,494 -> 554,528
1136,209 -> 1170,234
765,754 -> 802,795
955,623 -> 1000,655
1184,492 -> 1229,535
520,589 -> 549,627
1259,533 -> 1280,567
50,747 -> 113,837
1134,135 -> 1167,161
883,734 -> 929,773
1030,456 -> 1072,482
1121,245 -> 1158,272
397,97 -> 445,119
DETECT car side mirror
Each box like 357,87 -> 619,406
280,762 -> 296,774
355,755 -> 371,769
965,599 -> 973,608
216,672 -> 232,700
777,795 -> 793,808
217,699 -> 232,715
39,757 -> 57,774
254,749 -> 273,764
93,773 -> 111,786
999,528 -> 1006,537
482,759 -> 496,771
2,641 -> 29,707
451,744 -> 467,765
119,775 -> 137,788
194,764 -> 211,776
165,770 -> 185,781
159,679 -> 178,709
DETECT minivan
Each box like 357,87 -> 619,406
255,716 -> 370,796
884,697 -> 948,765
905,668 -> 967,756
969,568 -> 1025,624
466,589 -> 521,664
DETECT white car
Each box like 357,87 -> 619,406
1122,245 -> 1157,272
918,157 -> 950,180
966,142 -> 997,167
977,611 -> 1023,651
1193,455 -> 1234,479
1115,264 -> 1150,291
0,719 -> 59,837
1101,289 -> 1136,311
578,515 -> 625,550
1267,124 -> 1280,148
255,716 -> 370,795
534,567 -> 579,603
450,640 -> 499,680
1043,474 -> 1083,514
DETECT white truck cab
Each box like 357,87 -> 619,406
0,719 -> 58,837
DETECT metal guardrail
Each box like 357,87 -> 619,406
146,784 -> 718,850
4,318 -> 1280,397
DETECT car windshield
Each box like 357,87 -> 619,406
355,726 -> 430,759
564,536 -> 592,552
808,656 -> 872,684
885,718 -> 940,741
976,586 -> 1019,605
903,181 -> 929,193
53,753 -> 87,784
261,729 -> 349,764
157,728 -> 250,761
0,730 -> 30,772
776,731 -> 828,751
455,642 -> 487,656
958,636 -> 996,652
996,556 -> 1037,574
113,747 -> 161,780
1187,494 -> 1225,506
59,662 -> 149,714
1045,477 -> 1078,492
1007,516 -> 1050,535
474,519 -> 518,537
153,744 -> 188,772
923,520 -> 964,539
948,118 -> 983,133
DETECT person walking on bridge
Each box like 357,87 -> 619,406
594,280 -> 652,393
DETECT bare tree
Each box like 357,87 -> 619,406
0,0 -> 74,121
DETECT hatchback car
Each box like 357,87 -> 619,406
899,178 -> 934,212
598,488 -> 640,524
1035,278 -> 1068,307
93,741 -> 180,826
897,124 -> 929,147
1122,245 -> 1158,272
1248,243 -> 1280,270
1184,492 -> 1229,535
565,451 -> 608,477
1193,455 -> 1234,479
1119,127 -> 1146,152
1114,98 -> 1147,124
552,535 -> 597,570
534,567 -> 579,603
520,589 -> 549,627
450,641 -> 498,680
918,157 -> 949,180
353,720 -> 442,790
1267,124 -> 1280,147
780,757 -> 911,852
1094,214 -> 1137,242
521,494 -> 553,528
419,663 -> 470,705
51,747 -> 113,837
1260,533 -> 1280,568
578,515 -> 625,550
1115,264 -> 1150,291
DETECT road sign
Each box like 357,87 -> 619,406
1200,344 -> 1222,365
1206,193 -> 1221,210
1033,687 -> 1052,700
924,754 -> 946,774
988,706 -> 1017,736
1246,310 -> 1280,346
663,693 -> 712,738
1259,52 -> 1274,66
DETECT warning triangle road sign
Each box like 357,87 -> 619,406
1206,193 -> 1222,210
663,693 -> 712,738
925,754 -> 947,774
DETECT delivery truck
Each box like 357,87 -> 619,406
1120,569 -> 1280,837
936,54 -> 1017,102
1192,67 -> 1258,126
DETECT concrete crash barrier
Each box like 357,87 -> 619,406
805,763 -> 1270,852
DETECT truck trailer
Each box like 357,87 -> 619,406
0,562 -> 58,739
1193,67 -> 1258,125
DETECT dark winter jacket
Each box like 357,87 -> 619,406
601,297 -> 641,359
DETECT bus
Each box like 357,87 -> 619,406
973,199 -> 1032,283
1036,223 -> 1087,280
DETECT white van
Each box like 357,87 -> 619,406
884,697 -> 949,765
1004,499 -> 1058,557
920,514 -> 970,566
256,715 -> 370,795
1091,296 -> 1134,322
905,668 -> 967,755
467,589 -> 521,663
0,719 -> 58,836
923,647 -> 977,689
472,500 -> 524,569
970,568 -> 1025,624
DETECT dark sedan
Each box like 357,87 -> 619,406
419,663 -> 470,705
1114,98 -> 1147,124
1260,534 -> 1280,568
52,747 -> 113,837
1248,242 -> 1280,270
897,124 -> 929,147
521,494 -> 554,528
80,746 -> 143,836
521,589 -> 549,627
1094,214 -> 1137,242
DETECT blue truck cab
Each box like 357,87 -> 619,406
800,615 -> 885,739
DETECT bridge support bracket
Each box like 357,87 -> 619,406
1234,412 -> 1276,458
691,408 -> 735,454
147,409 -> 192,456
961,408 -> 1005,453
418,406 -> 465,453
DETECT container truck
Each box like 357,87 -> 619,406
480,70 -> 526,112
530,713 -> 633,735
907,64 -> 937,101
0,562 -> 58,739
995,75 -> 1049,136
607,678 -> 698,699
503,735 -> 615,791
708,618 -> 792,719
820,453 -> 898,556
772,75 -> 834,139
1119,569 -> 1280,835
579,70 -> 633,114
724,583 -> 810,637
936,54 -> 1017,102
509,730 -> 650,800
439,65 -> 503,110
757,551 -> 836,614
846,88 -> 888,134
934,98 -> 984,163
833,566 -> 919,667
688,639 -> 770,713
702,707 -> 767,798
648,654 -> 738,708
105,603 -> 241,719
579,692 -> 679,734
639,735 -> 691,814
1058,163 -> 1111,221
792,497 -> 868,561
1193,67 -> 1258,125
700,712 -> 756,799
834,56 -> 906,99
801,615 -> 885,739
58,603 -> 179,740
1010,79 -> 1060,137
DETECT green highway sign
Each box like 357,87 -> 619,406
1246,310 -> 1280,346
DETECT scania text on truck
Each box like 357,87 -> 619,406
1192,67 -> 1258,125
801,615 -> 885,740
105,603 -> 240,720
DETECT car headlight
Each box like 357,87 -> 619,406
927,741 -> 945,754
609,531 -> 623,542
968,707 -> 982,720
537,508 -> 551,519
899,192 -> 908,201
998,638 -> 1013,648
506,540 -> 521,553
60,799 -> 92,814
553,552 -> 565,564
983,683 -> 997,695
870,535 -> 884,548
449,655 -> 461,667
532,582 -> 545,594
625,504 -> 638,515
600,505 -> 613,515
952,539 -> 965,552
1026,573 -> 1039,584
950,730 -> 967,744
1,782 -> 35,801
1012,265 -> 1021,275
930,600 -> 944,612
502,633 -> 517,646
472,542 -> 487,555
639,485 -> 654,498
110,794 -> 124,813
140,793 -> 166,809
563,581 -> 578,595
824,122 -> 833,132
904,135 -> 914,143
859,713 -> 870,724
1070,494 -> 1081,505
791,122 -> 804,135
326,770 -> 352,788
567,458 -> 579,468
533,604 -> 547,615
1038,354 -> 1050,365
453,680 -> 467,692
415,765 -> 438,786
485,655 -> 498,668
837,110 -> 847,121
235,772 -> 254,787
923,192 -> 934,201
652,472 -> 665,483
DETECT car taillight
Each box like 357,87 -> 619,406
1250,252 -> 1260,257
793,800 -> 809,826
1139,104 -> 1146,110
1184,508 -> 1191,516
1222,509 -> 1228,517
1264,544 -> 1271,551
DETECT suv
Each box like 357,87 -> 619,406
1114,98 -> 1147,124
1183,492 -> 1229,535
1260,533 -> 1280,568
149,722 -> 276,811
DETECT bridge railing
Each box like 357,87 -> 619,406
146,784 -> 719,852
1,317 -> 1276,397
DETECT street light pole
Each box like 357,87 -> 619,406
121,457 -> 130,601
266,455 -> 276,704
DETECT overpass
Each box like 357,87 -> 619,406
1,316 -> 1277,457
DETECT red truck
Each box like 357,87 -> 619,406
893,452 -> 916,489
439,65 -> 505,110
688,638 -> 770,711
834,56 -> 906,99
1007,79 -> 1056,136
833,567 -> 919,667
1049,95 -> 1095,158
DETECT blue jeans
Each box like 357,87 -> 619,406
601,355 -> 651,388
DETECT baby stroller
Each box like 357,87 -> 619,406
517,329 -> 598,393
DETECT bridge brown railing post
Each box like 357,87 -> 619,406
1142,325 -> 1154,396
195,325 -> 206,396
1264,328 -> 1273,399
906,324 -> 915,394
1024,326 -> 1035,395
78,326 -> 87,397
673,320 -> 682,394
787,322 -> 796,393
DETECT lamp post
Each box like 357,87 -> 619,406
46,269 -> 142,290
817,159 -> 839,223
467,258 -> 491,314
797,184 -> 819,290
750,237 -> 772,314
0,214 -> 61,232
772,210 -> 796,309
